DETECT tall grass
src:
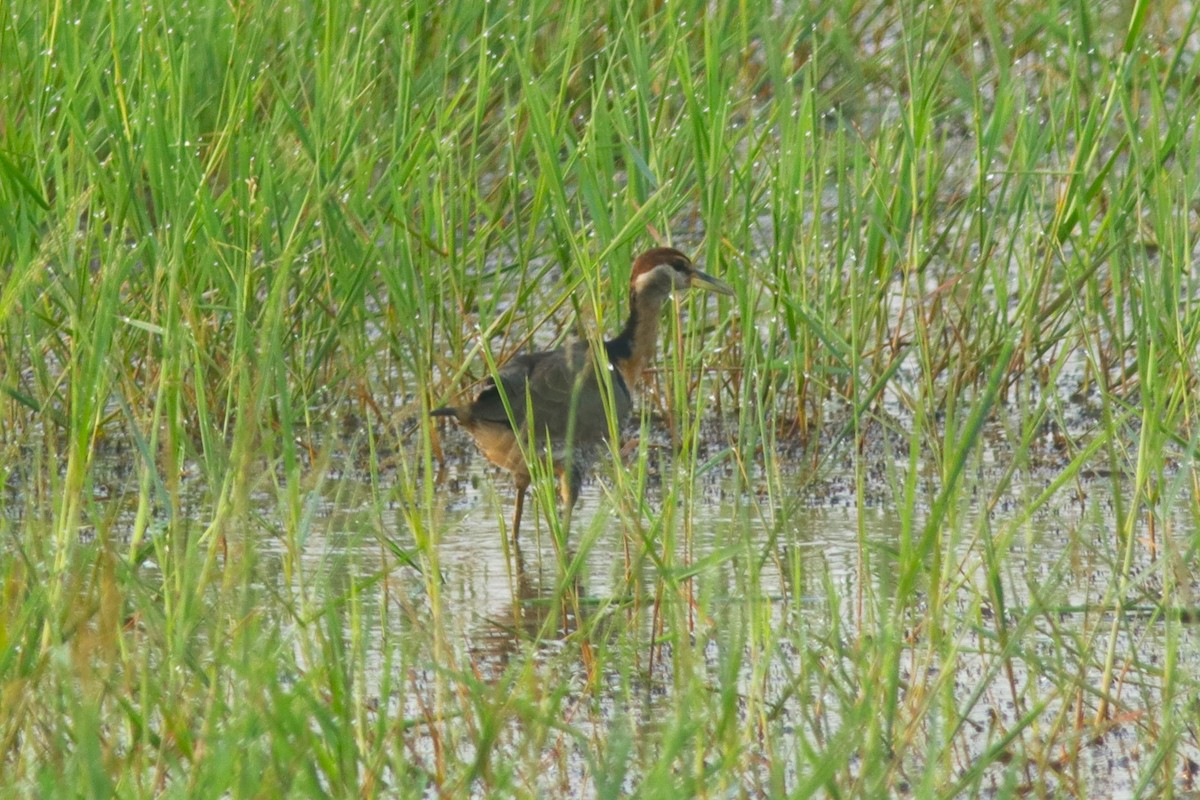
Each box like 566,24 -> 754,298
2,0 -> 1200,795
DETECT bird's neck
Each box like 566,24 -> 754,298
606,289 -> 666,390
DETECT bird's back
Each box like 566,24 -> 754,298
439,339 -> 631,473
491,339 -> 630,440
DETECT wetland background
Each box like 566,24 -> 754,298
3,0 -> 1200,796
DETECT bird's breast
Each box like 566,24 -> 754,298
615,358 -> 643,397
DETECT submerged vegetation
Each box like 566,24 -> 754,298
2,0 -> 1199,795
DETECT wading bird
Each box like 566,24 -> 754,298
432,248 -> 733,541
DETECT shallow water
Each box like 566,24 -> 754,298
8,405 -> 1192,797
222,406 -> 1199,797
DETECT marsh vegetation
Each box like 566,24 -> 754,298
3,0 -> 1200,796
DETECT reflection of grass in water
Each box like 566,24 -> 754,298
2,0 -> 1198,794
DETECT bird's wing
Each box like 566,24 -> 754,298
466,342 -> 627,440
525,350 -> 580,432
525,340 -> 619,440
462,352 -> 547,428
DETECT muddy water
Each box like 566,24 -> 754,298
399,421 -> 1199,797
53,416 -> 1198,797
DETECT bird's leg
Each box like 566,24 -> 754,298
560,466 -> 582,531
511,480 -> 528,543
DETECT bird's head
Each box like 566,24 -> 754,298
629,247 -> 734,302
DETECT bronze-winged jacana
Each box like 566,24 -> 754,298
432,247 -> 733,541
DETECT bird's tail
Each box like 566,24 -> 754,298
430,406 -> 459,419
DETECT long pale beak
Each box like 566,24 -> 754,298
689,269 -> 735,296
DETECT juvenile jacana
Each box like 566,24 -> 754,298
432,247 -> 733,540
